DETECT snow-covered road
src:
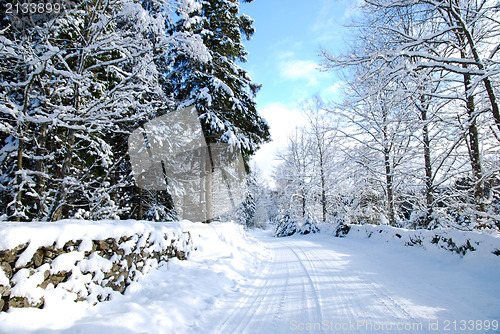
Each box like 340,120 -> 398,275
195,231 -> 500,334
1,225 -> 499,334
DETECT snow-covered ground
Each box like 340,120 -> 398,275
1,224 -> 499,334
0,222 -> 265,333
195,229 -> 500,334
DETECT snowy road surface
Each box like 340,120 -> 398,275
195,231 -> 500,334
1,227 -> 499,334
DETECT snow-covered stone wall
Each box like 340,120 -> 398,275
0,220 -> 193,311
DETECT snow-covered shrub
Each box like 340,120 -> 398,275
327,223 -> 500,258
274,212 -> 298,237
335,223 -> 351,237
300,213 -> 319,235
143,204 -> 176,222
274,212 -> 320,237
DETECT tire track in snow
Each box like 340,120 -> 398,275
287,242 -> 323,322
197,233 -> 460,334
270,245 -> 290,333
294,238 -> 358,325
365,281 -> 417,322
202,237 -> 331,334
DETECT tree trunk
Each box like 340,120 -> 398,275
446,15 -> 487,225
458,40 -> 486,218
200,144 -> 214,223
319,152 -> 327,223
48,35 -> 84,221
204,164 -> 214,223
137,188 -> 143,220
463,73 -> 486,214
384,146 -> 396,226
48,128 -> 76,221
35,124 -> 48,219
199,148 -> 207,222
382,107 -> 396,226
14,124 -> 25,222
14,66 -> 35,221
301,157 -> 307,220
420,96 -> 434,226
301,184 -> 306,219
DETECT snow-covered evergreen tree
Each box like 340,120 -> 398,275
0,0 -> 209,221
274,211 -> 298,237
167,0 -> 269,152
239,190 -> 256,228
164,0 -> 269,222
300,212 -> 319,235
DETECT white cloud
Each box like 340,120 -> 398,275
320,81 -> 344,100
279,59 -> 332,87
251,102 -> 307,184
280,59 -> 320,85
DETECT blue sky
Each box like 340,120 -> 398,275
239,0 -> 352,182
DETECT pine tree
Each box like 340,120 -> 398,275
240,191 -> 256,228
274,211 -> 297,237
164,0 -> 270,222
300,212 -> 319,235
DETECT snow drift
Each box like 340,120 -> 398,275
327,223 -> 500,259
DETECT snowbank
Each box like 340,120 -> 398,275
323,223 -> 500,259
